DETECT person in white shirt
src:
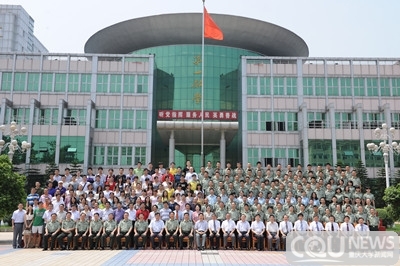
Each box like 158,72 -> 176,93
148,213 -> 165,249
266,215 -> 280,251
279,214 -> 293,251
221,213 -> 236,249
293,213 -> 308,231
251,214 -> 265,251
355,217 -> 369,232
324,215 -> 339,231
194,213 -> 208,250
208,213 -> 220,250
236,214 -> 251,250
309,215 -> 324,232
340,215 -> 355,232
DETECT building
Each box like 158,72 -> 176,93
0,11 -> 399,177
0,5 -> 48,53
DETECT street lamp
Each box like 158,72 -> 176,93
366,123 -> 400,188
0,121 -> 31,161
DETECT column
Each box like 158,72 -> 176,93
220,131 -> 226,169
83,100 -> 95,173
55,99 -> 67,165
300,103 -> 309,166
383,103 -> 394,178
26,99 -> 40,165
169,131 -> 175,165
356,103 -> 365,165
328,103 -> 337,166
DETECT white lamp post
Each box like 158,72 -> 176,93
366,123 -> 400,188
0,121 -> 31,161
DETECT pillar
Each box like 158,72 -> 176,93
220,131 -> 226,168
169,131 -> 175,165
356,103 -> 366,166
328,103 -> 337,166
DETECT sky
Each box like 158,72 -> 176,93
3,0 -> 400,58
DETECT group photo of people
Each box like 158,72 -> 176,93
12,160 -> 378,252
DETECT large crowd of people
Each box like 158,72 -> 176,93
11,160 -> 379,251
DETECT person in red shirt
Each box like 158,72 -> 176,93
136,202 -> 150,221
162,168 -> 174,184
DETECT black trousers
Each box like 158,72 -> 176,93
254,234 -> 264,250
57,232 -> 74,248
134,231 -> 147,248
150,232 -> 162,248
43,232 -> 58,250
165,231 -> 177,247
116,231 -> 130,249
101,231 -> 115,248
88,231 -> 100,249
237,232 -> 250,248
73,231 -> 88,249
179,231 -> 193,248
209,231 -> 220,248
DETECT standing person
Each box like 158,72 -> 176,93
12,203 -> 25,249
32,202 -> 46,248
194,213 -> 208,251
23,205 -> 34,248
251,214 -> 266,251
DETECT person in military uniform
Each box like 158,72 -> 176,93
101,213 -> 117,250
164,212 -> 179,249
134,213 -> 149,249
367,208 -> 379,231
229,202 -> 240,223
88,212 -> 103,250
57,212 -> 76,250
42,213 -> 60,251
179,212 -> 194,249
115,212 -> 133,250
73,212 -> 89,250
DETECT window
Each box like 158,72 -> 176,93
121,147 -> 133,165
303,77 -> 313,95
327,78 -> 339,96
137,75 -> 148,93
81,74 -> 91,92
1,72 -> 12,91
95,110 -> 107,129
260,148 -> 272,166
27,73 -> 39,91
274,112 -> 286,131
314,78 -> 325,96
247,76 -> 258,95
308,112 -> 327,128
96,74 -> 108,93
273,77 -> 284,95
93,146 -> 105,165
392,113 -> 400,129
363,113 -> 383,129
353,78 -> 365,96
38,108 -> 58,125
380,78 -> 390,96
287,112 -> 298,131
123,75 -> 135,93
260,112 -> 272,131
260,77 -> 271,95
134,147 -> 146,164
286,77 -> 297,95
135,110 -> 147,129
247,148 -> 258,165
247,111 -> 258,131
392,78 -> 400,96
109,74 -> 122,93
335,112 -> 355,129
122,110 -> 134,129
68,74 -> 79,92
13,108 -> 30,124
69,109 -> 86,125
288,148 -> 300,167
108,110 -> 121,129
41,73 -> 53,92
54,73 -> 66,92
366,78 -> 378,96
14,73 -> 26,91
340,77 -> 352,96
107,146 -> 119,165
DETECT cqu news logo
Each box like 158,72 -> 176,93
286,231 -> 399,265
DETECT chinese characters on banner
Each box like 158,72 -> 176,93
158,110 -> 238,121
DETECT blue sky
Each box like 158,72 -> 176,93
3,0 -> 399,57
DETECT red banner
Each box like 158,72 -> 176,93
157,110 -> 238,121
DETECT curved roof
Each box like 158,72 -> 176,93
85,13 -> 309,57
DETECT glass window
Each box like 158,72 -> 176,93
93,146 -> 105,165
314,78 -> 325,96
273,77 -> 284,95
68,74 -> 79,92
260,112 -> 272,131
308,112 -> 327,128
274,112 -> 286,131
54,73 -> 66,92
41,73 -> 53,92
327,78 -> 339,96
108,110 -> 121,129
60,136 -> 85,163
96,74 -> 108,93
340,77 -> 352,96
247,111 -> 258,131
247,148 -> 258,165
134,147 -> 146,164
137,75 -> 148,93
123,75 -> 135,93
287,112 -> 298,131
95,110 -> 107,129
288,148 -> 300,166
107,146 -> 119,165
135,110 -> 147,129
380,78 -> 390,96
392,78 -> 400,96
109,74 -> 122,93
13,108 -> 30,124
362,113 -> 384,129
286,77 -> 297,95
121,147 -> 133,165
27,73 -> 39,91
247,76 -> 258,95
366,78 -> 378,96
52,109 -> 59,125
353,78 -> 365,96
14,73 -> 26,91
70,109 -> 86,125
260,77 -> 271,95
303,77 -> 313,95
122,110 -> 134,129
392,113 -> 400,129
1,72 -> 12,91
81,74 -> 91,92
260,148 -> 272,159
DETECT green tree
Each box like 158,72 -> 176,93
0,155 -> 26,220
354,160 -> 369,187
383,184 -> 400,221
69,159 -> 82,175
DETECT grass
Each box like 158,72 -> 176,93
0,225 -> 12,232
385,223 -> 400,232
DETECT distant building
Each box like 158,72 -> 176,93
0,5 -> 48,53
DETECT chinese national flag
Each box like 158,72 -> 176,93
204,7 -> 223,40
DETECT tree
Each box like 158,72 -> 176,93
0,155 -> 26,220
383,184 -> 400,221
69,159 -> 82,175
354,160 -> 369,187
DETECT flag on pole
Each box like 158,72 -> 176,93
204,7 -> 223,40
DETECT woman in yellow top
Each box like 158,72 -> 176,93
166,182 -> 175,199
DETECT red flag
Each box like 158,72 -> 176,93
204,7 -> 223,40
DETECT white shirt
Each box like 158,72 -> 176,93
91,208 -> 103,219
236,220 -> 251,232
294,220 -> 308,231
355,223 -> 369,231
251,220 -> 265,234
195,220 -> 208,232
309,221 -> 324,231
266,221 -> 279,233
148,219 -> 165,232
324,222 -> 339,231
42,209 -> 56,223
340,222 -> 355,231
279,220 -> 293,234
12,209 -> 26,223
126,209 -> 136,221
208,219 -> 220,232
221,219 -> 236,233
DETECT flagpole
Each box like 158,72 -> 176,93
201,0 -> 205,167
